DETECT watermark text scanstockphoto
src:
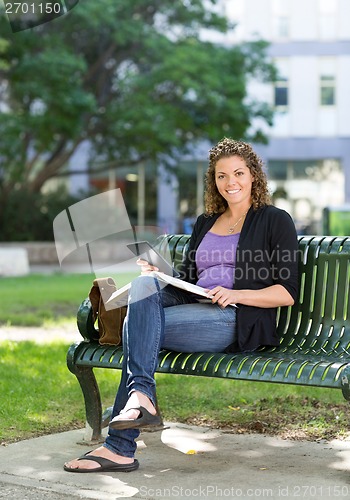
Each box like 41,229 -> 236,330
139,486 -> 274,498
3,0 -> 79,32
138,484 -> 350,498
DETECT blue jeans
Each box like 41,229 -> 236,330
104,275 -> 237,458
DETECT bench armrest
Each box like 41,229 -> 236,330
77,298 -> 99,342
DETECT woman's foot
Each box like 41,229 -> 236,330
63,446 -> 134,472
112,391 -> 157,423
109,391 -> 161,430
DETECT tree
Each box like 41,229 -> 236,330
0,0 -> 275,218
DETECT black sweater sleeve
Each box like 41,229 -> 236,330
268,208 -> 299,302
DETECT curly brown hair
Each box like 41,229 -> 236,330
204,138 -> 271,214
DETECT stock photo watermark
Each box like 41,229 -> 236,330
2,0 -> 79,32
52,188 -> 175,308
137,484 -> 350,498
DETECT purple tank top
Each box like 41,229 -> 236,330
195,231 -> 240,290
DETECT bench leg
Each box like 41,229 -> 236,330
341,371 -> 350,401
102,406 -> 113,428
71,365 -> 103,442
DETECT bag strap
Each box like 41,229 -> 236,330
88,277 -> 125,345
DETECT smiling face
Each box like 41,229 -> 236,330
215,156 -> 254,209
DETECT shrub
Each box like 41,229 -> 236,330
0,187 -> 90,241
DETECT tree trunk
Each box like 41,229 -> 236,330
27,138 -> 84,193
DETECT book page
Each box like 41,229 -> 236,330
150,272 -> 210,298
106,272 -> 237,308
105,282 -> 131,308
151,272 -> 237,307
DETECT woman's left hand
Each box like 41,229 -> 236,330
208,286 -> 237,308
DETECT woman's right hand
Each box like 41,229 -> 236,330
136,258 -> 159,275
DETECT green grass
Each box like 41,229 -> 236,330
1,340 -> 350,444
0,341 -> 84,443
1,273 -> 350,444
157,373 -> 350,442
0,272 -> 137,326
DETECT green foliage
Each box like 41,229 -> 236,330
0,37 -> 9,70
0,0 -> 275,202
0,187 -> 85,241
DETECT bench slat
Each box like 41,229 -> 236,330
69,342 -> 348,389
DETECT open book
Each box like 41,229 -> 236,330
106,271 -> 237,309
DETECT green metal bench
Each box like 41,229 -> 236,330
67,234 -> 350,442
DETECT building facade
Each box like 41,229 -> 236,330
222,0 -> 350,233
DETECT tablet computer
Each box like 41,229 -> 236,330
126,240 -> 180,277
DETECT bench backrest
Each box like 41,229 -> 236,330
163,235 -> 350,357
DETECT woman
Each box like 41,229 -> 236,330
64,138 -> 298,473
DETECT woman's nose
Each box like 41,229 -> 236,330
227,177 -> 236,186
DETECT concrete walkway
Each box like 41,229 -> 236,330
1,324 -> 81,344
2,327 -> 350,499
1,425 -> 350,499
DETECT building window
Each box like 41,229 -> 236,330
268,161 -> 288,181
274,77 -> 288,108
274,16 -> 289,39
320,76 -> 336,106
272,0 -> 290,39
268,159 -> 341,182
319,0 -> 337,40
274,59 -> 289,110
319,58 -> 336,106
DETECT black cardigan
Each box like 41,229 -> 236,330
179,205 -> 299,352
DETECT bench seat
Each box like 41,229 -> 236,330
67,234 -> 350,441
